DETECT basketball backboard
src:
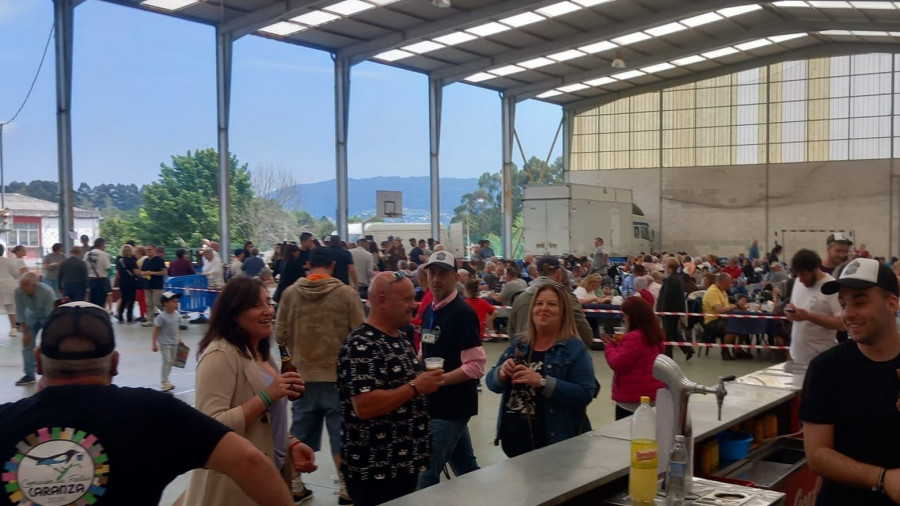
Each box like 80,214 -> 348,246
376,190 -> 402,218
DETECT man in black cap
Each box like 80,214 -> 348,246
509,257 -> 593,347
0,302 -> 314,506
801,258 -> 900,505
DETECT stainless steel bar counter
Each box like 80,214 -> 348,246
386,382 -> 799,505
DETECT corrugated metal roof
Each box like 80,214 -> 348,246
4,194 -> 100,217
101,0 -> 900,111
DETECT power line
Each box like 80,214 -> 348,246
1,24 -> 55,126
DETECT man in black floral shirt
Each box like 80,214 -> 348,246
338,271 -> 445,505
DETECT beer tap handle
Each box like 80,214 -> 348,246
716,375 -> 736,420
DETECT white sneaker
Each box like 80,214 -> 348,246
8,328 -> 17,337
141,321 -> 154,327
161,382 -> 174,391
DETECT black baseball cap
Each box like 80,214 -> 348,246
41,302 -> 116,360
537,256 -> 561,275
826,233 -> 853,246
822,258 -> 899,296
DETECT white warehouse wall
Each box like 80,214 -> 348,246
569,159 -> 898,258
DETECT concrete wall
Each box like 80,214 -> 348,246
569,159 -> 898,259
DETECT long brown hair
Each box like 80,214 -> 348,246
197,277 -> 271,361
523,283 -> 577,346
621,296 -> 664,346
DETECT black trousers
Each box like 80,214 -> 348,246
615,404 -> 634,420
346,474 -> 418,506
118,283 -> 136,321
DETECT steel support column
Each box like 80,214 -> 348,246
428,79 -> 443,242
334,57 -> 351,241
54,0 -> 76,252
561,108 -> 574,182
501,95 -> 515,259
216,27 -> 233,261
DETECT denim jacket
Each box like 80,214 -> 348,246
486,336 -> 598,446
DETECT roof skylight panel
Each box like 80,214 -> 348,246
519,57 -> 556,69
851,30 -> 891,36
850,1 -> 896,8
433,32 -> 477,46
819,29 -> 853,35
735,38 -> 774,50
702,47 -> 740,59
464,72 -> 495,83
291,11 -> 340,26
557,83 -> 590,93
807,1 -> 852,7
259,21 -> 307,36
141,0 -> 196,10
537,90 -> 563,98
466,22 -> 511,37
401,41 -> 445,54
612,31 -> 651,46
490,65 -> 527,76
671,55 -> 706,66
584,76 -> 616,86
718,4 -> 763,16
646,22 -> 687,37
499,12 -> 546,28
641,62 -> 676,73
771,1 -> 809,6
547,49 -> 586,61
611,70 -> 646,80
572,0 -> 614,5
578,40 -> 617,54
537,1 -> 582,17
323,0 -> 375,16
768,33 -> 807,42
374,49 -> 414,61
681,12 -> 723,27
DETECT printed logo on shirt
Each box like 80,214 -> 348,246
3,427 -> 109,505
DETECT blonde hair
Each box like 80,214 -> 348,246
523,283 -> 577,346
579,274 -> 601,290
120,244 -> 134,257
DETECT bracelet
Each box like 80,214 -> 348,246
874,467 -> 887,494
407,380 -> 419,397
258,391 -> 273,408
289,439 -> 303,451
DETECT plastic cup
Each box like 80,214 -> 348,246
424,357 -> 444,371
613,326 -> 626,342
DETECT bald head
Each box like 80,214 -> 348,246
367,271 -> 418,332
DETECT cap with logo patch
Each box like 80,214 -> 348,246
422,251 -> 456,271
821,258 -> 898,296
826,232 -> 853,246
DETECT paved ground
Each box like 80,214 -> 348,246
0,314 -> 770,505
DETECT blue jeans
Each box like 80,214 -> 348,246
22,320 -> 44,378
42,278 -> 59,296
416,417 -> 480,489
89,278 -> 107,307
290,382 -> 341,454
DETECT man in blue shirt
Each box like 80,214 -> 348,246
14,273 -> 57,386
748,240 -> 760,262
479,240 -> 494,261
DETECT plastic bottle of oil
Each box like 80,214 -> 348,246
629,396 -> 659,503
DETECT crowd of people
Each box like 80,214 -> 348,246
2,228 -> 898,505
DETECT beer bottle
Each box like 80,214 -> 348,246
278,344 -> 302,400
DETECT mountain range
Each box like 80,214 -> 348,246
284,176 -> 479,224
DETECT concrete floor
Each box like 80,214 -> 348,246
0,316 -> 772,505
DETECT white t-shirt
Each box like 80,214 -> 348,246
789,274 -> 842,369
574,286 -> 592,301
349,247 -> 375,286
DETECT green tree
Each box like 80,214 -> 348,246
452,155 -> 563,256
99,216 -> 138,250
137,149 -> 253,246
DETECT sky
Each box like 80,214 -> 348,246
0,0 -> 563,188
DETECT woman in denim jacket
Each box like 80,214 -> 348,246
487,283 -> 597,457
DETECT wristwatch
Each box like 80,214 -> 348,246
407,380 -> 420,397
538,377 -> 548,388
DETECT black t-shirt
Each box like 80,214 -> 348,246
142,256 -> 166,289
116,256 -> 139,287
0,385 -> 230,506
409,247 -> 424,266
297,250 -> 311,278
501,349 -> 548,457
338,324 -> 431,482
799,340 -> 900,506
330,246 -> 354,286
421,296 -> 482,420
